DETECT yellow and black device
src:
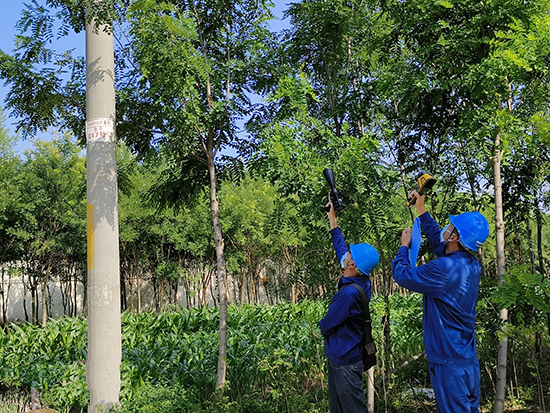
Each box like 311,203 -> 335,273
407,170 -> 437,206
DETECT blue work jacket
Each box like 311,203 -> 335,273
391,212 -> 481,366
319,227 -> 372,365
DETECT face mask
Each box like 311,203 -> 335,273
340,251 -> 352,268
440,224 -> 451,244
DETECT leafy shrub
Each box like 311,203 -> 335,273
491,264 -> 550,321
39,363 -> 89,412
0,317 -> 88,390
113,382 -> 202,413
1,294 -> 548,411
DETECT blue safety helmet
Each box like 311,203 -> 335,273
349,243 -> 380,275
449,211 -> 490,252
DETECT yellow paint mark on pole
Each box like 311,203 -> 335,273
87,204 -> 94,271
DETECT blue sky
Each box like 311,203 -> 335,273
1,3 -> 30,117
1,1 -> 289,153
1,2 -> 35,150
1,1 -> 85,152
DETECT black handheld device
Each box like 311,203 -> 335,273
323,168 -> 346,212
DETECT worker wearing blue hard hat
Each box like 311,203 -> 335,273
392,190 -> 490,413
319,201 -> 380,413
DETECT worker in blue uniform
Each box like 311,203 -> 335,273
319,201 -> 380,413
391,190 -> 490,413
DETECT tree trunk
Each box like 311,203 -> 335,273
208,155 -> 228,396
69,274 -> 75,317
535,197 -> 550,336
493,131 -> 509,413
23,287 -> 29,322
129,276 -> 135,314
159,278 -> 164,312
534,198 -> 545,276
120,273 -> 127,312
238,271 -> 244,305
32,283 -> 37,325
0,266 -> 9,326
526,214 -> 536,274
82,259 -> 88,317
137,276 -> 141,313
371,223 -> 392,412
41,255 -> 53,327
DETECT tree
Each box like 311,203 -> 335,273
117,148 -> 216,312
364,0 -> 550,410
0,110 -> 23,326
263,2 -> 415,400
220,174 -> 304,304
17,134 -> 86,325
256,70 -> 409,408
1,0 -> 276,392
0,0 -> 86,140
119,0 -> 275,391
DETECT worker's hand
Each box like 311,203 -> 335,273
401,227 -> 412,248
326,201 -> 338,230
409,190 -> 427,215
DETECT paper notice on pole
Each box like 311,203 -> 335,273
86,118 -> 115,142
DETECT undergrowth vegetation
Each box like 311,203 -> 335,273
0,291 -> 548,412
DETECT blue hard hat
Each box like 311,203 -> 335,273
449,211 -> 490,252
350,243 -> 379,275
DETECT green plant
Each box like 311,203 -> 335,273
113,382 -> 202,413
492,265 -> 550,321
1,295 -> 548,411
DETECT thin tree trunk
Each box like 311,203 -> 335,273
23,287 -> 29,322
534,198 -> 545,275
535,197 -> 550,336
526,214 -> 536,274
210,271 -> 217,306
247,269 -> 252,304
494,131 -> 509,413
371,223 -> 391,413
129,276 -> 135,314
137,276 -> 141,313
238,272 -> 244,305
173,279 -> 178,305
82,260 -> 88,317
41,254 -> 53,327
0,266 -> 9,326
208,155 -> 228,396
120,273 -> 127,312
61,276 -> 68,315
159,278 -> 164,312
68,274 -> 73,317
32,283 -> 37,325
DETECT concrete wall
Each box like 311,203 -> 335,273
1,270 -> 277,322
1,277 -> 85,322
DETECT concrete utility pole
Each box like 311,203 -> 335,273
85,5 -> 121,412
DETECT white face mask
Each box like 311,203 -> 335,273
440,224 -> 451,244
340,252 -> 351,268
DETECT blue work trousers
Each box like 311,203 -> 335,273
429,360 -> 480,413
328,360 -> 368,413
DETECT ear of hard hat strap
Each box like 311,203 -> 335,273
342,283 -> 377,371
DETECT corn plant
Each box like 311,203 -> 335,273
7,295 -> 531,412
0,317 -> 88,412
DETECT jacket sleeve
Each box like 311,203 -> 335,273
319,288 -> 358,337
419,212 -> 445,258
391,246 -> 443,296
330,227 -> 349,264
